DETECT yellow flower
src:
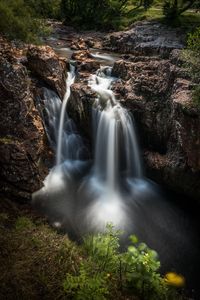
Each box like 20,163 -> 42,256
164,272 -> 185,287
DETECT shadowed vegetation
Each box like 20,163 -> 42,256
0,199 -> 184,300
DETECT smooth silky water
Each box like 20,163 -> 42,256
32,53 -> 200,298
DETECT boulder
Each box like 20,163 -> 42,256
104,21 -> 185,58
0,39 -> 66,201
27,45 -> 68,98
111,54 -> 200,201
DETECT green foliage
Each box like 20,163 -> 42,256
15,216 -> 34,230
64,269 -> 109,300
182,26 -> 200,105
192,85 -> 200,106
63,224 -> 179,300
60,0 -> 129,29
163,0 -> 196,20
0,0 -> 49,43
26,0 -> 61,19
121,237 -> 168,299
131,0 -> 154,10
187,26 -> 200,52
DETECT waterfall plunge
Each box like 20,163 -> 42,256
77,67 -> 143,231
56,64 -> 75,165
89,67 -> 143,189
33,63 -> 143,232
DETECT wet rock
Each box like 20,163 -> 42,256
68,83 -> 96,139
0,38 -> 66,201
104,21 -> 185,58
72,50 -> 100,72
27,45 -> 68,98
71,38 -> 88,50
111,56 -> 200,201
0,49 -> 49,200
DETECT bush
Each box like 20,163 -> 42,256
26,0 -> 61,19
0,0 -> 49,43
163,0 -> 196,20
182,26 -> 200,105
60,0 -> 129,30
63,224 -> 182,300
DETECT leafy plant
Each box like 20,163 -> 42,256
0,0 -> 49,43
63,224 -> 181,300
182,26 -> 200,106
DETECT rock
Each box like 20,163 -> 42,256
71,50 -> 91,61
68,82 -> 96,139
0,38 -> 65,201
27,45 -> 68,98
0,50 -> 48,200
111,56 -> 200,201
104,21 -> 185,58
71,38 -> 88,50
71,50 -> 100,72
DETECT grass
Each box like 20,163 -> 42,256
0,136 -> 15,144
0,198 -> 187,300
116,4 -> 200,30
0,198 -> 83,300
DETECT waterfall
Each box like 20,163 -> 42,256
33,61 -> 143,231
89,66 -> 143,192
56,64 -> 75,165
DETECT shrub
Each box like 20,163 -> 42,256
60,0 -> 129,30
182,26 -> 200,105
63,224 -> 181,300
0,0 -> 48,43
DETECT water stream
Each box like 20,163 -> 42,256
32,51 -> 200,298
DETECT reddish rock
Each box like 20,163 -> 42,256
27,45 -> 68,98
111,54 -> 200,201
0,39 -> 65,201
104,21 -> 185,58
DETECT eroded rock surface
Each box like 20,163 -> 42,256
0,38 -> 67,200
104,21 -> 185,58
111,53 -> 200,201
27,45 -> 68,99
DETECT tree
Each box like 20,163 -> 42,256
60,0 -> 129,29
25,0 -> 61,19
163,0 -> 196,19
0,0 -> 46,42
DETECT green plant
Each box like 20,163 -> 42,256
163,0 -> 196,20
15,216 -> 34,230
63,224 -> 180,300
182,26 -> 200,106
0,0 -> 49,43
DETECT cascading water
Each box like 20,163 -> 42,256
75,67 -> 143,230
90,67 -> 142,184
33,53 -> 200,297
56,64 -> 75,165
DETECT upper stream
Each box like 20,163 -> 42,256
33,49 -> 200,299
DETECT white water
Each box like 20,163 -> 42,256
89,67 -> 142,188
56,64 -> 75,165
32,54 -> 200,297
91,52 -> 115,63
34,63 -> 143,231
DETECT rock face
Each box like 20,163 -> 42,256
27,45 -> 68,99
63,20 -> 199,201
0,38 -> 67,200
111,52 -> 200,201
104,21 -> 185,58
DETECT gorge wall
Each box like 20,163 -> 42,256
0,20 -> 199,202
0,38 -> 67,200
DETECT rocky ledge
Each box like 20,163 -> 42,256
64,24 -> 199,201
104,21 -> 185,58
111,52 -> 200,201
0,37 -> 67,200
